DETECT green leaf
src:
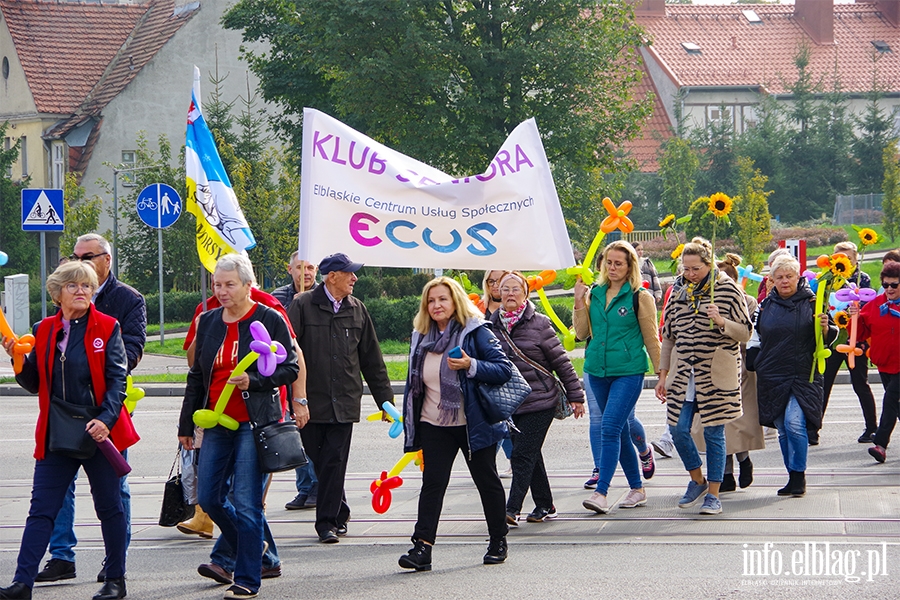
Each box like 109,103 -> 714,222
677,214 -> 692,224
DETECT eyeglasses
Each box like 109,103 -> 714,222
683,266 -> 706,274
500,287 -> 524,295
883,282 -> 900,289
486,279 -> 500,287
69,252 -> 108,262
65,283 -> 94,294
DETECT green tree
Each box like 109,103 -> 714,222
692,103 -> 739,197
59,172 -> 102,257
0,124 -> 40,279
732,156 -> 773,266
851,66 -> 896,194
658,137 -> 699,217
883,142 -> 900,243
223,0 -> 652,228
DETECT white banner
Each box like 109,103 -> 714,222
299,108 -> 574,270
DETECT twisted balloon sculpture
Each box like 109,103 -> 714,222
834,283 -> 877,369
565,198 -> 633,286
370,450 -> 424,514
0,250 -> 35,374
193,321 -> 287,430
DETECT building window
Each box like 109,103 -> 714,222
20,135 -> 26,178
742,106 -> 758,132
51,141 -> 65,188
707,105 -> 734,128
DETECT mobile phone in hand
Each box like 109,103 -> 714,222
448,346 -> 462,359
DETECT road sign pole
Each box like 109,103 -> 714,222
40,232 -> 47,319
158,228 -> 165,344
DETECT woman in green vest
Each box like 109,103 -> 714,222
573,241 -> 661,514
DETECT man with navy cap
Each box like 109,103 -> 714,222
287,253 -> 393,543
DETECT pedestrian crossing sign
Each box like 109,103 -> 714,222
21,189 -> 64,232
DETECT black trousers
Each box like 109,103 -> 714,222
506,407 -> 555,514
299,422 -> 352,536
413,422 -> 508,545
820,350 -> 878,433
873,372 -> 900,449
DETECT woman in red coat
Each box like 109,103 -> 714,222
0,260 -> 137,600
850,261 -> 900,463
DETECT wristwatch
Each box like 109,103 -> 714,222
294,397 -> 308,406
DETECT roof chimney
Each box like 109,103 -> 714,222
794,0 -> 834,45
628,0 -> 665,18
871,0 -> 900,27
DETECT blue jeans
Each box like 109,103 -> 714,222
672,400 -> 726,483
15,450 -> 125,588
49,449 -> 131,563
587,373 -> 644,495
774,395 -> 808,473
586,374 -> 648,471
294,459 -> 317,495
211,472 -> 280,571
497,437 -> 513,460
199,423 -> 264,594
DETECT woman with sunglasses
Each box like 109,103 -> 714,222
849,261 -> 900,463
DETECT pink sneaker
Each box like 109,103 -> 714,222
869,445 -> 886,463
640,448 -> 655,479
582,492 -> 610,514
619,488 -> 647,508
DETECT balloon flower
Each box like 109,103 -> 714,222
802,270 -> 819,293
566,197 -> 631,286
527,270 -> 576,351
370,450 -> 424,514
834,283 -> 877,369
737,265 -> 764,290
123,375 -> 145,413
366,401 -> 404,438
193,321 -> 287,430
467,293 -> 485,315
0,305 -> 35,375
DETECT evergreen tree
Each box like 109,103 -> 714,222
0,124 -> 39,279
658,137 -> 698,217
883,142 -> 900,243
851,74 -> 895,194
59,172 -> 102,257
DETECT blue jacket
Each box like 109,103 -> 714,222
94,272 -> 146,373
403,318 -> 513,455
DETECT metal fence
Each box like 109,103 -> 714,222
833,194 -> 883,226
624,230 -> 662,243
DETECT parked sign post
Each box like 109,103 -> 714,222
22,189 -> 65,318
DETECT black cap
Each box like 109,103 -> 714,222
319,253 -> 364,275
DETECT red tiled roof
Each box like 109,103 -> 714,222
638,3 -> 899,95
623,55 -> 673,173
2,0 -> 196,118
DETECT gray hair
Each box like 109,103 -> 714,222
47,261 -> 99,306
76,233 -> 112,254
215,253 -> 256,286
767,248 -> 790,266
770,255 -> 801,278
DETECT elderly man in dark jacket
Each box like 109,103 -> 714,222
35,233 -> 147,585
287,253 -> 393,543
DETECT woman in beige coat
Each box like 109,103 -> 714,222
690,254 -> 764,492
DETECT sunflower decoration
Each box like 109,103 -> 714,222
852,225 -> 880,265
703,192 -> 734,327
659,212 -> 692,275
669,243 -> 685,274
834,310 -> 850,330
829,254 -> 854,281
708,192 -> 733,219
659,214 -> 675,228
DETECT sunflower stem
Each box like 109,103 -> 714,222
709,218 -> 717,329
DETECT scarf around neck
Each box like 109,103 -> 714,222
410,319 -> 465,425
673,268 -> 716,314
499,301 -> 528,332
880,297 -> 900,318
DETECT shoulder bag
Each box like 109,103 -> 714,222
159,448 -> 193,527
495,326 -> 573,420
250,391 -> 309,474
48,396 -> 102,459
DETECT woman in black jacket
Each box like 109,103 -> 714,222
178,254 -> 298,599
489,271 -> 584,525
748,255 -> 837,498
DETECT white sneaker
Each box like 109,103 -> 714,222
499,466 -> 513,479
651,438 -> 674,459
619,488 -> 647,508
583,492 -> 610,514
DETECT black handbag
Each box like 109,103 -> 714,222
251,398 -> 308,474
159,449 -> 193,527
47,396 -> 101,459
475,360 -> 532,424
495,326 -> 574,420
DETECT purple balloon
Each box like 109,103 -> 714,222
859,289 -> 877,302
248,321 -> 288,377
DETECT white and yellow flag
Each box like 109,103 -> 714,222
185,66 -> 255,272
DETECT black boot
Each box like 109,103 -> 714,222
398,539 -> 432,572
93,577 -> 126,600
790,471 -> 806,497
777,472 -> 794,496
483,536 -> 507,564
738,456 -> 754,489
0,582 -> 32,600
719,473 -> 736,493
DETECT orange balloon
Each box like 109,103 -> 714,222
816,255 -> 831,268
539,270 -> 557,285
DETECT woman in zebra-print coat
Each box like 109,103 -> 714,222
654,238 -> 752,515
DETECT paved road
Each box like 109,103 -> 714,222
1,382 -> 897,599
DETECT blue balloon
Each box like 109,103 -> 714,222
0,251 -> 7,266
